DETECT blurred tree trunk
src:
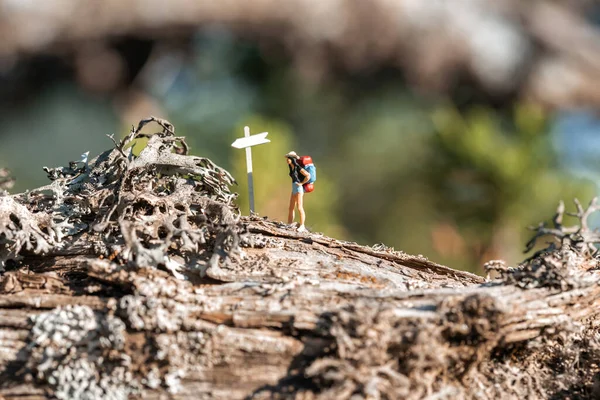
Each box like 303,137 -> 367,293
2,0 -> 600,108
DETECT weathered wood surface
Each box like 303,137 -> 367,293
1,121 -> 598,399
1,216 -> 599,399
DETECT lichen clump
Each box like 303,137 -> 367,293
500,198 -> 600,289
27,305 -> 134,400
0,117 -> 241,276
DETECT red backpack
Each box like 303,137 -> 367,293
299,156 -> 317,193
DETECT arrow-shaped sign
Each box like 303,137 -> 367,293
231,127 -> 271,214
231,132 -> 270,149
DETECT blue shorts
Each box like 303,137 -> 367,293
292,183 -> 304,194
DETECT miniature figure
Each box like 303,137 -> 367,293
285,151 -> 310,232
285,151 -> 317,232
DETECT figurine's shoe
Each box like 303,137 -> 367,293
297,225 -> 307,232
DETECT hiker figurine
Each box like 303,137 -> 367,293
285,151 -> 317,232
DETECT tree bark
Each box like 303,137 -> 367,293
1,119 -> 598,399
1,217 -> 599,399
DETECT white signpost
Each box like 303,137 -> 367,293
231,126 -> 270,214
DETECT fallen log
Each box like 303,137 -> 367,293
0,118 -> 598,399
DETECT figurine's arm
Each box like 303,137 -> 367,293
297,169 -> 310,185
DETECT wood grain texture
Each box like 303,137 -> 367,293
1,217 -> 598,399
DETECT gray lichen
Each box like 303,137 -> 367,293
0,195 -> 62,271
497,198 -> 600,289
25,302 -> 216,398
26,305 -> 135,400
0,116 -> 241,276
118,295 -> 190,333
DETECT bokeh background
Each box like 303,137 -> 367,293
1,0 -> 600,273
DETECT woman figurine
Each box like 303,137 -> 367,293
285,151 -> 311,232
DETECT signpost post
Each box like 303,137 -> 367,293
231,126 -> 270,214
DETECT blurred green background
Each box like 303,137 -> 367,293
1,2 -> 599,274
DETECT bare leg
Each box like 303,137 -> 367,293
287,193 -> 296,224
297,192 -> 306,228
